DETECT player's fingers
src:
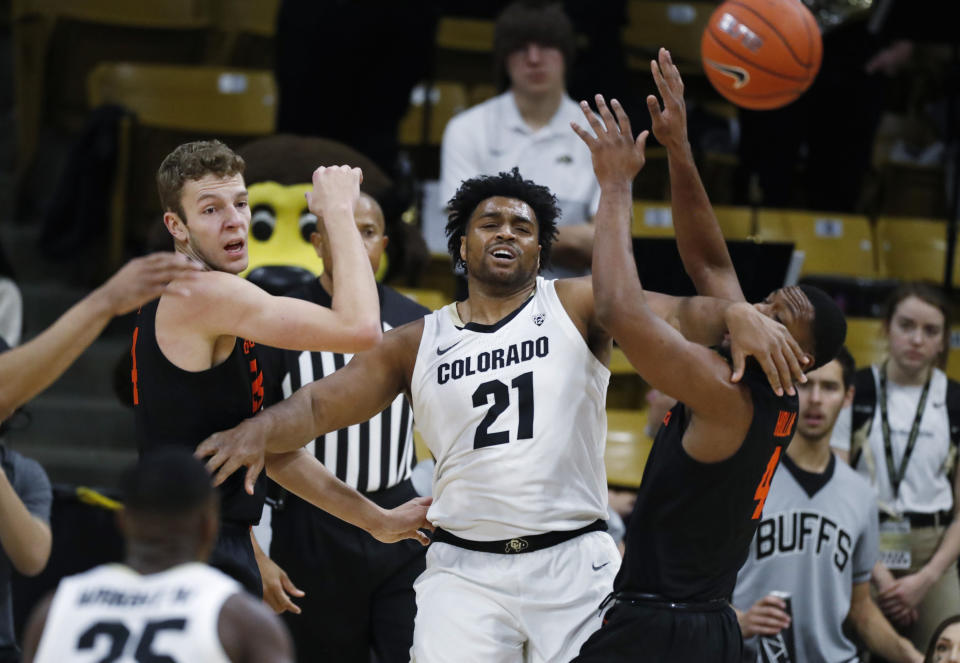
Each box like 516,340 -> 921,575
759,595 -> 787,610
772,349 -> 796,397
783,342 -> 805,388
594,94 -> 618,134
610,98 -> 633,138
645,94 -> 663,126
730,348 -> 746,383
650,57 -> 669,100
212,453 -> 243,488
579,100 -> 606,138
758,353 -> 785,397
275,591 -> 301,615
412,530 -> 431,546
636,130 -> 649,157
280,574 -> 306,597
570,121 -> 597,149
245,459 -> 263,496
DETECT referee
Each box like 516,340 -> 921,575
261,192 -> 429,663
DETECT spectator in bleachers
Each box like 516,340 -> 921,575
0,338 -> 52,663
734,348 -> 922,662
831,284 -> 960,652
926,615 -> 960,662
439,1 -> 599,276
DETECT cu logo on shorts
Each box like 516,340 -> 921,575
505,538 -> 529,553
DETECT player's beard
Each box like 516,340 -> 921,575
469,255 -> 538,294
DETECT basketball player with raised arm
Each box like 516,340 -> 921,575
570,52 -> 846,662
22,448 -> 293,663
197,157 -> 808,663
133,141 -> 430,598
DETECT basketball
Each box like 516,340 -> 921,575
701,0 -> 822,110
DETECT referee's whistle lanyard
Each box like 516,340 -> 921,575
879,361 -> 932,504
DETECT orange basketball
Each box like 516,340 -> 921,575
701,0 -> 822,110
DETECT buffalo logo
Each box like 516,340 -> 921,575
705,59 -> 750,90
532,313 -> 546,326
505,538 -> 529,553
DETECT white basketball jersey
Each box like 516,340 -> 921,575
33,562 -> 240,663
411,277 -> 610,540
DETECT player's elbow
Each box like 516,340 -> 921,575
349,321 -> 383,351
10,534 -> 51,577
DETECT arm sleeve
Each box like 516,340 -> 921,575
853,501 -> 879,584
13,455 -> 52,522
831,404 -> 852,452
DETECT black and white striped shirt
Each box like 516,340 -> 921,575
262,281 -> 429,493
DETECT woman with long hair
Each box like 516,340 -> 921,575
833,283 -> 960,652
925,615 -> 960,662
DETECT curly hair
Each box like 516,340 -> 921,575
157,140 -> 245,223
445,168 -> 560,272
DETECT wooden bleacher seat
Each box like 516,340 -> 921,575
208,0 -> 280,68
87,62 -> 277,270
621,0 -> 715,73
605,409 -> 653,489
435,16 -> 495,52
755,209 -> 877,279
395,288 -> 451,313
876,216 -> 959,286
845,317 -> 886,369
631,200 -> 754,240
13,0 -> 214,188
398,82 -> 468,147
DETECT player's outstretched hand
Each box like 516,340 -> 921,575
195,418 -> 266,495
371,496 -> 434,547
647,47 -> 688,152
725,302 -> 808,397
737,594 -> 791,638
98,252 -> 202,315
256,555 -> 305,615
305,165 -> 362,220
571,94 -> 649,188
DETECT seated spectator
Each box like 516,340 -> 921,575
927,616 -> 960,663
0,338 -> 52,663
831,284 -> 960,652
734,348 -> 922,662
439,0 -> 599,275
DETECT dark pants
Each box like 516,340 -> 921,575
209,521 -> 262,598
574,599 -> 743,663
270,480 -> 426,663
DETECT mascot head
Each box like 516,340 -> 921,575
238,134 -> 394,294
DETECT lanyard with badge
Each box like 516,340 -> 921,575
877,362 -> 932,571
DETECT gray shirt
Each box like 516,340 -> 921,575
733,453 -> 878,663
0,446 -> 52,651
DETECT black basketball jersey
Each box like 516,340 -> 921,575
132,299 -> 266,524
261,281 -> 429,494
616,361 -> 799,602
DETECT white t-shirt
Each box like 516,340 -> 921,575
33,562 -> 239,663
439,91 -> 601,233
831,366 -> 953,514
410,277 -> 610,540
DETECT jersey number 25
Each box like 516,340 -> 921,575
77,618 -> 186,663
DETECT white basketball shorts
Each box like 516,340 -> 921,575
410,531 -> 620,663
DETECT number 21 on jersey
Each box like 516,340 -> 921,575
472,371 -> 534,449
